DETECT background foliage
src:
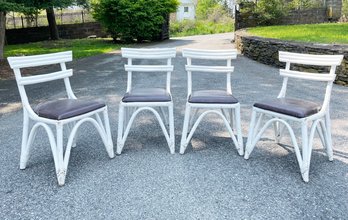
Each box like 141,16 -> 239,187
92,0 -> 179,42
170,0 -> 234,37
238,0 -> 323,26
239,0 -> 287,26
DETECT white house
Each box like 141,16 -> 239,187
176,0 -> 197,21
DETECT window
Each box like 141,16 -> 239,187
184,6 -> 189,13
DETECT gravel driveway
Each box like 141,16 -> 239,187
0,33 -> 347,219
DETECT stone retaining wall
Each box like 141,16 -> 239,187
235,0 -> 344,31
282,8 -> 328,25
235,8 -> 329,30
235,31 -> 348,85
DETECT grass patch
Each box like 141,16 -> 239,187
247,23 -> 348,44
170,19 -> 234,37
4,38 -> 126,59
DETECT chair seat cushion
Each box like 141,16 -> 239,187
254,98 -> 321,118
122,88 -> 171,102
34,99 -> 105,120
188,90 -> 239,104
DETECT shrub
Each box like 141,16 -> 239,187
239,0 -> 287,26
342,0 -> 348,17
92,0 -> 179,42
288,0 -> 321,10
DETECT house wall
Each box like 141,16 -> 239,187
176,4 -> 196,21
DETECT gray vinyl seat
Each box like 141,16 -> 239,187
7,51 -> 115,186
180,48 -> 243,155
188,90 -> 239,104
117,48 -> 176,155
254,98 -> 321,118
34,99 -> 105,120
122,88 -> 171,102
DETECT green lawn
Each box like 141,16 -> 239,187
4,38 -> 126,59
247,23 -> 348,44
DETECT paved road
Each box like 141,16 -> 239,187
1,33 -> 347,219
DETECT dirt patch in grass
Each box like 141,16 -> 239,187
0,59 -> 55,80
0,60 -> 14,79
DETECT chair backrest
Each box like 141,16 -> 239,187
7,51 -> 76,115
182,48 -> 238,97
121,48 -> 176,93
278,51 -> 343,112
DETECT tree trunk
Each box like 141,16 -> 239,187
46,7 -> 59,40
0,11 -> 6,60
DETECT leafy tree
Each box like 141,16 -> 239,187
92,0 -> 179,42
196,0 -> 230,20
23,1 -> 90,40
238,0 -> 287,26
288,0 -> 321,10
196,0 -> 218,20
254,0 -> 287,25
342,0 -> 348,17
0,0 -> 27,60
23,0 -> 74,40
75,0 -> 91,9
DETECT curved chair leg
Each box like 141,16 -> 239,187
123,107 -> 129,132
180,104 -> 191,154
117,104 -> 125,155
230,109 -> 235,131
188,108 -> 198,132
168,104 -> 175,154
66,122 -> 77,148
234,105 -> 244,155
300,121 -> 310,182
244,110 -> 257,159
324,112 -> 334,161
103,108 -> 115,158
316,122 -> 326,149
22,124 -> 40,169
273,120 -> 280,144
20,110 -> 30,169
160,107 -> 169,126
56,124 -> 66,186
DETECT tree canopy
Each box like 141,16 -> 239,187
0,0 -> 29,59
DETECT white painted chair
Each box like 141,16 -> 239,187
180,48 -> 243,155
7,51 -> 114,186
117,48 -> 176,154
244,51 -> 343,182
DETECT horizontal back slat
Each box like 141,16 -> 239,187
186,65 -> 234,73
122,48 -> 176,59
17,69 -> 73,85
125,65 -> 174,72
279,69 -> 335,82
7,51 -> 72,69
279,51 -> 343,66
183,48 -> 237,60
